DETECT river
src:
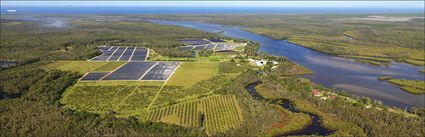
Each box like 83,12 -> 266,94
245,81 -> 334,136
147,19 -> 425,108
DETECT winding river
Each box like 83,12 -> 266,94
148,19 -> 425,108
245,81 -> 334,136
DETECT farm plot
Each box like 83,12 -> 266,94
146,95 -> 243,135
166,62 -> 218,87
151,74 -> 234,108
141,62 -> 179,80
61,85 -> 135,112
115,86 -> 161,112
80,72 -> 110,81
103,62 -> 157,80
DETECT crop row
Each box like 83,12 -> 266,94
146,95 -> 243,135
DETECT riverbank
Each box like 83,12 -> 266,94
378,77 -> 425,94
146,19 -> 425,108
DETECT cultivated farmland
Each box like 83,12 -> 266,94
146,95 -> 243,135
151,74 -> 234,108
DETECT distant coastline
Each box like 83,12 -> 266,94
1,6 -> 424,14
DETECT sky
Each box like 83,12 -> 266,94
1,1 -> 424,8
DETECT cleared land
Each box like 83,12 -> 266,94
146,95 -> 243,135
116,86 -> 162,112
42,61 -> 106,74
151,74 -> 234,108
61,85 -> 136,112
166,62 -> 218,87
218,62 -> 245,74
80,72 -> 110,81
93,61 -> 126,72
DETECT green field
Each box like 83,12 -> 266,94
116,86 -> 162,112
146,95 -> 243,135
218,62 -> 245,74
151,74 -> 234,108
61,83 -> 162,113
42,61 -> 106,74
166,62 -> 218,87
93,62 -> 126,71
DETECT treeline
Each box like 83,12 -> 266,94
258,63 -> 425,137
0,17 -> 216,62
153,48 -> 194,58
0,68 -> 204,136
244,42 -> 259,56
0,67 -> 47,98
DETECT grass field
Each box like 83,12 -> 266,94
93,62 -> 126,71
218,62 -> 245,74
166,62 -> 218,87
146,95 -> 243,135
42,61 -> 106,74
